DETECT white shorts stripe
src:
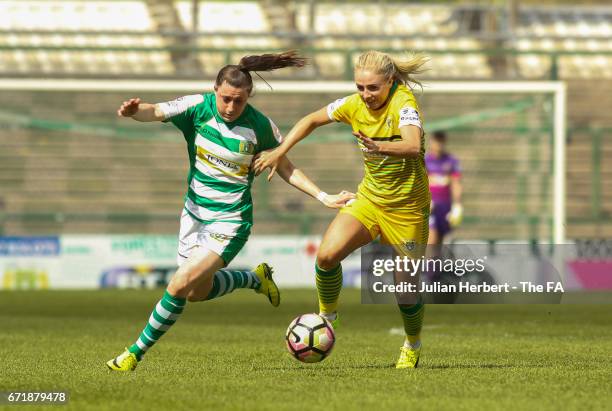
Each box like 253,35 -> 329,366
176,210 -> 248,266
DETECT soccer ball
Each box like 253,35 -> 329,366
285,313 -> 335,363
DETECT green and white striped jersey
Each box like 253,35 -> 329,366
159,93 -> 282,237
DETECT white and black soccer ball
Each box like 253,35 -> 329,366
285,313 -> 335,363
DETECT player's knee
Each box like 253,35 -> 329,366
167,271 -> 193,297
184,271 -> 214,302
316,248 -> 341,271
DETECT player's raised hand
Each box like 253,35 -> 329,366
353,130 -> 381,153
253,149 -> 282,181
321,190 -> 357,209
117,97 -> 141,117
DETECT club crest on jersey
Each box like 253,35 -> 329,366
386,117 -> 393,128
239,141 -> 255,154
403,240 -> 416,251
209,232 -> 232,243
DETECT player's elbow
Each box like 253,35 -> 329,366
402,145 -> 421,158
305,110 -> 329,129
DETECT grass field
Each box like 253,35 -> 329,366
1,289 -> 611,411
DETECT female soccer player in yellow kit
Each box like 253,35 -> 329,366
254,50 -> 430,368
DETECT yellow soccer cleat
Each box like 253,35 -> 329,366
106,348 -> 138,372
396,345 -> 421,369
253,263 -> 280,307
320,312 -> 340,330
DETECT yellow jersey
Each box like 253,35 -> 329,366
326,83 -> 430,211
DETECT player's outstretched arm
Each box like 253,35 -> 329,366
271,154 -> 355,209
353,125 -> 422,158
117,97 -> 166,122
253,107 -> 332,180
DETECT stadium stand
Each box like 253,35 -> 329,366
0,0 -> 173,75
174,1 -> 283,75
0,1 -> 610,80
514,6 -> 612,79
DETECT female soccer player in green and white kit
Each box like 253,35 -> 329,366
106,51 -> 355,371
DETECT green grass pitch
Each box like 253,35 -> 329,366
1,289 -> 611,411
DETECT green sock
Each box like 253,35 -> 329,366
128,290 -> 186,360
204,269 -> 261,301
316,263 -> 343,314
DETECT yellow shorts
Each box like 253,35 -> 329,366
340,196 -> 429,256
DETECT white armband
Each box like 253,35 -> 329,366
398,107 -> 422,129
326,97 -> 347,122
157,94 -> 204,119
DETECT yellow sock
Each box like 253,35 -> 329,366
399,301 -> 424,345
316,263 -> 342,314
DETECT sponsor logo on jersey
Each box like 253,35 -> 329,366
199,126 -> 221,140
197,146 -> 247,176
160,94 -> 203,118
330,97 -> 347,111
205,154 -> 239,171
399,107 -> 420,123
326,97 -> 347,119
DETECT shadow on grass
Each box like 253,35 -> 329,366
258,363 -> 529,371
425,363 -> 521,370
254,363 -> 397,371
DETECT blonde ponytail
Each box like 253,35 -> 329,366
355,50 -> 428,90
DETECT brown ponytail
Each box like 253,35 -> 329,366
238,50 -> 306,72
215,50 -> 306,94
